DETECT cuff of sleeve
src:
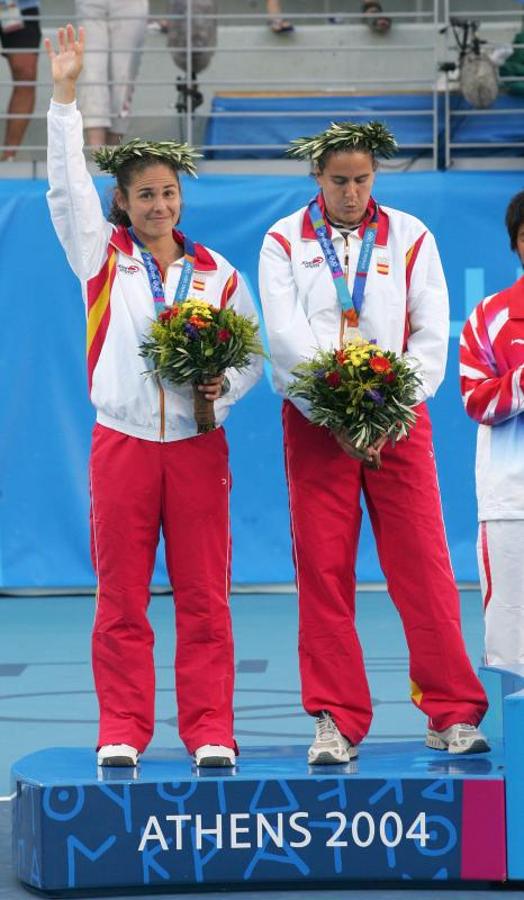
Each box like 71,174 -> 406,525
50,99 -> 78,115
291,396 -> 312,420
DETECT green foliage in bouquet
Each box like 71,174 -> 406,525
139,298 -> 264,384
288,338 -> 421,448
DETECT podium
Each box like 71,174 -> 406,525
12,738 -> 506,893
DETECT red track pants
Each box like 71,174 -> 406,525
283,401 -> 488,745
89,423 -> 235,754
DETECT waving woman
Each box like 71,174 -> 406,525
45,25 -> 262,769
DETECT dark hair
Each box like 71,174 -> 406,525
314,146 -> 379,175
108,156 -> 182,226
505,191 -> 524,251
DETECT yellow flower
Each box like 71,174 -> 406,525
180,299 -> 214,319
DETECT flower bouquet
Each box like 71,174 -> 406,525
288,338 -> 421,450
139,299 -> 264,433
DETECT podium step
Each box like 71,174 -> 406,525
11,742 -> 505,892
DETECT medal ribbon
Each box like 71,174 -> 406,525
128,227 -> 196,317
308,197 -> 379,325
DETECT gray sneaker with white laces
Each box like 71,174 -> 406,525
426,723 -> 490,755
308,711 -> 358,765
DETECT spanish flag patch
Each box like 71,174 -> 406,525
376,257 -> 390,276
193,277 -> 206,292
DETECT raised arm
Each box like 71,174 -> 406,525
45,25 -> 113,283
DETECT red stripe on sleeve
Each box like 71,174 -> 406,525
268,231 -> 292,259
220,270 -> 238,309
86,246 -> 117,393
405,231 -> 427,292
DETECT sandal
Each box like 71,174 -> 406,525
361,1 -> 391,34
268,18 -> 294,34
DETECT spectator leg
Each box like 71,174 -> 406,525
2,51 -> 38,160
76,0 -> 112,145
85,126 -> 109,146
109,0 -> 148,140
267,0 -> 294,33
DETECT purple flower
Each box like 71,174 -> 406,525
314,369 -> 326,379
366,389 -> 384,405
369,338 -> 378,345
183,323 -> 199,340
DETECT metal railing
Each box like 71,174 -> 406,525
0,2 -> 521,171
441,0 -> 524,166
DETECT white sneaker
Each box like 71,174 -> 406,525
194,744 -> 236,767
308,711 -> 358,765
97,744 -> 139,767
426,723 -> 490,755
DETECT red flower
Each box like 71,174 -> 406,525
158,306 -> 180,324
325,371 -> 342,388
369,356 -> 392,374
383,371 -> 396,383
217,328 -> 232,343
335,350 -> 346,365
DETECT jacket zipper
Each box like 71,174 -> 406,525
339,234 -> 350,347
158,379 -> 166,442
158,263 -> 167,441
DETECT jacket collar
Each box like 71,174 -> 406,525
508,274 -> 524,318
110,225 -> 217,272
301,192 -> 389,247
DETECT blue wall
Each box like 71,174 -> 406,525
0,171 -> 522,588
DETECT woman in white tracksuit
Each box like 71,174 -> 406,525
460,191 -> 524,666
259,122 -> 489,765
45,25 -> 262,769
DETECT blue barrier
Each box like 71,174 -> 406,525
205,92 -> 524,160
0,171 -> 522,587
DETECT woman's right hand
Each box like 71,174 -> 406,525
333,429 -> 382,469
44,24 -> 85,103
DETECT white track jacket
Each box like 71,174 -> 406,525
460,276 -> 524,520
47,100 -> 262,442
259,194 -> 449,414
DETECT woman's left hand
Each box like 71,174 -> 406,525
364,434 -> 389,470
197,375 -> 225,402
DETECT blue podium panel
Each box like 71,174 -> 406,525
11,744 -> 505,892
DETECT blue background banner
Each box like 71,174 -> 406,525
0,171 -> 522,588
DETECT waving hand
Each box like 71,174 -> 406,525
44,24 -> 85,103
